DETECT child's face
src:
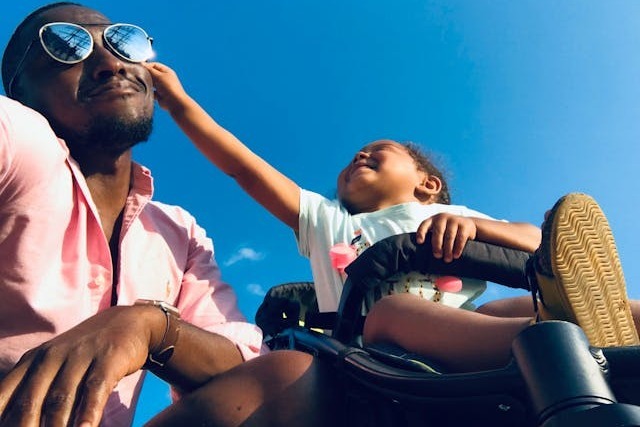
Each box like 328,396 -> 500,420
337,140 -> 428,214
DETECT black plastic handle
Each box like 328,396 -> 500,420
334,232 -> 532,343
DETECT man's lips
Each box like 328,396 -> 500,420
81,79 -> 145,99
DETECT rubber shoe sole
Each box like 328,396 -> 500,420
534,193 -> 639,347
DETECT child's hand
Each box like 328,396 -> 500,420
416,213 -> 477,263
143,62 -> 190,114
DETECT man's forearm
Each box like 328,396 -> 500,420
147,317 -> 244,393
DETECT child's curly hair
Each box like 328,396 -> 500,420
403,142 -> 451,205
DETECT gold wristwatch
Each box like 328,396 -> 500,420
134,299 -> 181,368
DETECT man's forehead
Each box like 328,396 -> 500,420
30,5 -> 110,31
16,5 -> 110,49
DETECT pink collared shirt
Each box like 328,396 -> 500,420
0,96 -> 266,426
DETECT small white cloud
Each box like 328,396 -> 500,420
246,283 -> 267,296
224,247 -> 265,266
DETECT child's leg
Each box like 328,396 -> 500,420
530,193 -> 639,347
475,296 -> 534,318
632,300 -> 640,334
363,293 -> 531,373
477,295 -> 640,338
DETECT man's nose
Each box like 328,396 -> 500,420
86,42 -> 126,79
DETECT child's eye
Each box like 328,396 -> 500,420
372,145 -> 393,154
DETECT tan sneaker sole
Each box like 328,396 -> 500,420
535,193 -> 639,347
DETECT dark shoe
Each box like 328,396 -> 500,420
531,193 -> 639,347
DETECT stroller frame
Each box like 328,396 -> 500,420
257,233 -> 640,426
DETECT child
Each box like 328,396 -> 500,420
365,192 -> 640,372
145,62 -> 638,372
144,62 -> 539,312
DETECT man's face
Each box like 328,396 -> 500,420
12,5 -> 154,148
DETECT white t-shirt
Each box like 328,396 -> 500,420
297,189 -> 495,313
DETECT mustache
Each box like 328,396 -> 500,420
78,75 -> 147,100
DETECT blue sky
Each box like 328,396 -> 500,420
3,1 -> 640,425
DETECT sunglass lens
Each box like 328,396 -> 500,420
104,24 -> 153,62
40,23 -> 92,63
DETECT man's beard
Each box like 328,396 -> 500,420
57,114 -> 154,158
84,115 -> 153,155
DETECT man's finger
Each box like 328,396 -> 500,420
0,350 -> 64,427
73,361 -> 123,427
0,358 -> 31,415
39,355 -> 93,427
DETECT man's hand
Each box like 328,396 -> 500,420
0,305 -> 164,427
416,213 -> 477,263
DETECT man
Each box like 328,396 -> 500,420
0,2 -> 275,426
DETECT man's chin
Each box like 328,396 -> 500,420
59,114 -> 153,156
90,115 -> 153,150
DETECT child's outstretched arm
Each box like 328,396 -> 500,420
144,62 -> 300,230
416,213 -> 541,263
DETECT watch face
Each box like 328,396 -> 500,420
158,301 -> 181,317
134,299 -> 181,317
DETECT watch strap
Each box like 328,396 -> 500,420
134,299 -> 181,369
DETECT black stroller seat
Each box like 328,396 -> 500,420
256,233 -> 640,426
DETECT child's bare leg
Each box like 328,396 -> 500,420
633,300 -> 640,333
363,293 -> 531,373
145,350 -> 345,427
476,296 -> 535,318
477,295 -> 640,336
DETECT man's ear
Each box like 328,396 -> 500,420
416,174 -> 442,203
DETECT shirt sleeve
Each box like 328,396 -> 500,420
297,189 -> 345,258
0,97 -> 12,182
175,215 -> 268,361
448,204 -> 501,221
0,96 -> 61,185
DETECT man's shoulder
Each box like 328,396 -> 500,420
0,96 -> 52,130
0,96 -> 43,119
0,95 -> 23,110
146,199 -> 197,223
0,96 -> 67,162
139,199 -> 213,243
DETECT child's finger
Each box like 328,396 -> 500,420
452,233 -> 467,259
416,219 -> 432,244
142,61 -> 160,71
441,224 -> 458,263
144,61 -> 166,69
430,223 -> 445,259
143,62 -> 174,79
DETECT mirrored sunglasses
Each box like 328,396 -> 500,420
7,22 -> 153,97
39,22 -> 154,64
